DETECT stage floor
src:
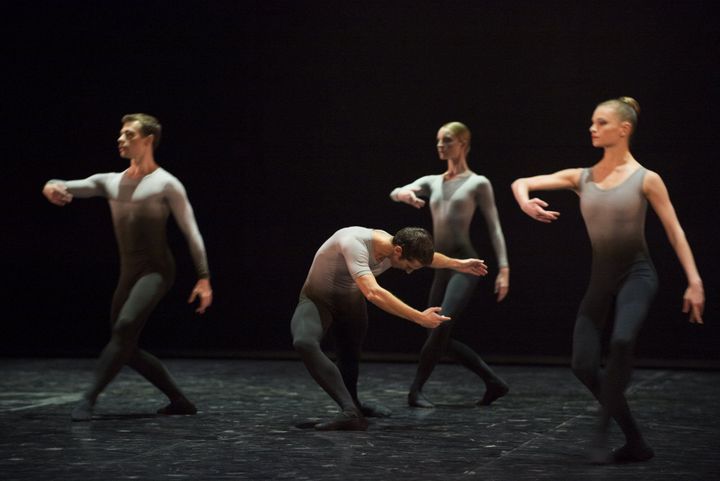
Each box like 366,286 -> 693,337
1,358 -> 718,480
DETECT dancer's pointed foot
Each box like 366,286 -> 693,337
408,390 -> 435,408
157,398 -> 197,416
359,402 -> 392,418
71,398 -> 95,422
314,409 -> 369,431
477,380 -> 509,406
611,442 -> 654,463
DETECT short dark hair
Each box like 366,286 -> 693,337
121,113 -> 162,149
392,227 -> 434,265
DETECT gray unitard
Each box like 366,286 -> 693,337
391,173 -> 508,390
573,167 -> 657,440
291,227 -> 391,412
56,168 -> 209,400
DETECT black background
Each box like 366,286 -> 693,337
4,1 -> 718,363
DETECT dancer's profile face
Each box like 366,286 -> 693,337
436,128 -> 464,160
395,258 -> 424,274
389,247 -> 424,274
589,106 -> 629,148
117,121 -> 153,159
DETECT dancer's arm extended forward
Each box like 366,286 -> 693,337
355,274 -> 449,328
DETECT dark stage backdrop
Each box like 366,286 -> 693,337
4,1 -> 719,364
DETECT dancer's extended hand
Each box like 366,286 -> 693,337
495,267 -> 509,302
416,307 -> 450,328
522,198 -> 560,223
188,279 -> 213,314
455,258 -> 488,276
42,183 -> 73,206
396,187 -> 426,209
682,284 -> 704,324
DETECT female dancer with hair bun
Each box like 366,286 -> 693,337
390,121 -> 510,409
512,97 -> 705,463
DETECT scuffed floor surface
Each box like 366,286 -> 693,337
0,358 -> 718,480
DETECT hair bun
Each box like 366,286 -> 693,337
618,96 -> 641,115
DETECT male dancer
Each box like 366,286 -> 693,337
291,226 -> 488,430
42,113 -> 213,421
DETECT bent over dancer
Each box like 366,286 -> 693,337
390,121 -> 510,408
42,113 -> 213,421
291,227 -> 488,430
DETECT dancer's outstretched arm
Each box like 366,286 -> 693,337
643,170 -> 704,323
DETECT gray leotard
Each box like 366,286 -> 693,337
302,226 -> 392,302
393,173 -> 507,264
572,166 -> 658,446
54,168 -> 209,279
392,173 -> 509,401
579,166 -> 651,280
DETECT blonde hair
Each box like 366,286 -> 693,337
440,121 -> 471,153
598,97 -> 640,135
